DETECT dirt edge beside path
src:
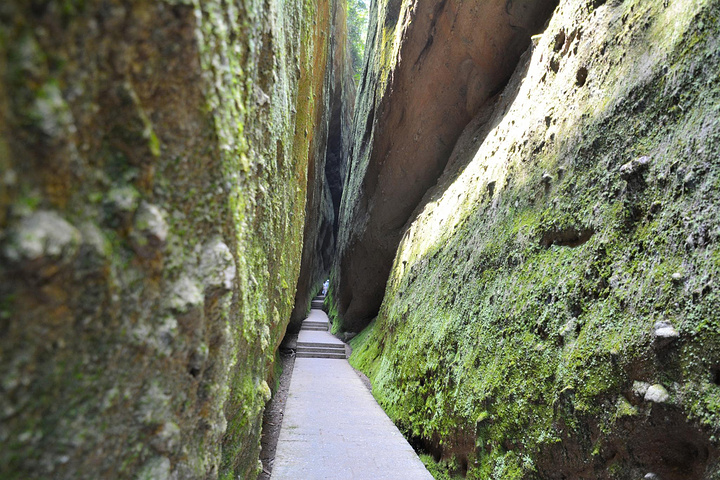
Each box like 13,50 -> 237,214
258,336 -> 297,480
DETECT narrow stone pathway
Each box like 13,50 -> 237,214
272,299 -> 433,479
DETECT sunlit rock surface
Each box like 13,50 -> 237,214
331,0 -> 559,332
347,0 -> 720,477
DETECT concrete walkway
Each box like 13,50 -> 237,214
272,304 -> 433,480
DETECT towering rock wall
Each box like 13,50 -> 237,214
347,0 -> 720,477
288,0 -> 355,332
0,0 -> 335,478
330,0 -> 559,332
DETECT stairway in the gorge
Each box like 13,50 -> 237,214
271,297 -> 432,479
296,297 -> 347,359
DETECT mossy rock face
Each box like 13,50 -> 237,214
0,0 -> 335,478
349,0 -> 720,478
330,0 -> 559,333
288,0 -> 355,333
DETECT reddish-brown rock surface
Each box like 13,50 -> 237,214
332,0 -> 558,332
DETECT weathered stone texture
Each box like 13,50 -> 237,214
347,0 -> 720,477
0,0 -> 334,478
288,0 -> 355,333
331,0 -> 559,332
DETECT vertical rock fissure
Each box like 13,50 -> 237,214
287,0 -> 356,333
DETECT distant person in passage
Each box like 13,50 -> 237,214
322,279 -> 329,296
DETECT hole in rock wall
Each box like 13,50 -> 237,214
554,30 -> 566,51
486,180 -> 496,198
576,66 -> 588,86
540,227 -> 594,248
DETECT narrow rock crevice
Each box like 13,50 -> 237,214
287,0 -> 355,333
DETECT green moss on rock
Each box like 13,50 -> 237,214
0,0 -> 337,478
349,0 -> 720,478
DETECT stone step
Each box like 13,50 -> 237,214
302,322 -> 328,328
295,352 -> 346,359
297,341 -> 344,348
301,327 -> 328,332
296,346 -> 346,354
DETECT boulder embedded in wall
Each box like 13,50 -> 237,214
349,0 -> 720,477
332,0 -> 559,332
0,0 -> 334,478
